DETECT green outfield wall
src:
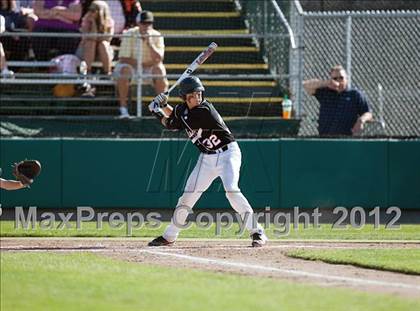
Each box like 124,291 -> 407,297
0,138 -> 419,209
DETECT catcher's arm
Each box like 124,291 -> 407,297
0,178 -> 26,190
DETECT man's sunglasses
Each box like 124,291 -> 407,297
332,76 -> 344,81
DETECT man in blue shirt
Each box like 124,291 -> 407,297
303,65 -> 373,136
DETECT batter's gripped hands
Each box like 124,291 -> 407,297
154,93 -> 168,107
326,79 -> 340,92
148,100 -> 159,113
148,93 -> 168,112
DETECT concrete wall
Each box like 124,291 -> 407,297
0,138 -> 419,209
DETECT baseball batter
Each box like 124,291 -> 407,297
147,76 -> 268,247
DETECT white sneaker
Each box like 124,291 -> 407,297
118,107 -> 131,119
1,68 -> 14,77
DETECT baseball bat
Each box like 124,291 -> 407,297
165,42 -> 218,95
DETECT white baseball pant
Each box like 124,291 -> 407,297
163,141 -> 265,242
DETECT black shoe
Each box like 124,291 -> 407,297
251,232 -> 267,247
148,236 -> 174,247
81,85 -> 96,97
77,83 -> 96,98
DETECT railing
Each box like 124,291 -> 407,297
0,31 -> 287,118
238,1 -> 294,88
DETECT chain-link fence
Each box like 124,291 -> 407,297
239,0 -> 291,90
291,2 -> 420,137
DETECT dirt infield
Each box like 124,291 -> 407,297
1,238 -> 419,298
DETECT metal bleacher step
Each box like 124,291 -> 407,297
0,96 -> 282,108
153,11 -> 241,18
165,50 -> 262,63
164,37 -> 256,47
1,80 -> 276,91
148,0 -> 276,89
142,0 -> 237,12
0,87 -> 281,102
152,8 -> 244,28
165,64 -> 269,75
0,102 -> 282,117
154,17 -> 244,30
165,46 -> 259,52
160,29 -> 248,35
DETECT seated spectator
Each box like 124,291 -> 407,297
81,0 -> 125,51
0,42 -> 13,76
0,0 -> 37,60
114,10 -> 168,118
32,0 -> 81,60
18,0 -> 38,59
18,0 -> 38,31
0,1 -> 27,31
76,0 -> 114,75
0,14 -> 14,76
81,0 -> 141,36
303,65 -> 373,136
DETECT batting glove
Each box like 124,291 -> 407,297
148,100 -> 160,113
153,93 -> 169,107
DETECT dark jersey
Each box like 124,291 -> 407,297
315,87 -> 371,136
165,100 -> 235,153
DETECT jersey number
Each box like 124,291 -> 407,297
203,135 -> 221,149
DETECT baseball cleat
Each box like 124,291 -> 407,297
148,236 -> 174,247
251,232 -> 268,247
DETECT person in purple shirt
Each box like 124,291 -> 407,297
303,65 -> 373,136
32,0 -> 81,60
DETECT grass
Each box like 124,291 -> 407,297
287,248 -> 420,275
1,220 -> 420,240
1,252 -> 419,311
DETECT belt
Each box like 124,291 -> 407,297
203,144 -> 229,155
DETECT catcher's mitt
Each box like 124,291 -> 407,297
12,160 -> 42,186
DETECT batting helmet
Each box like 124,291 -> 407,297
178,76 -> 205,97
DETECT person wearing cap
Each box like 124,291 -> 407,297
114,10 -> 168,118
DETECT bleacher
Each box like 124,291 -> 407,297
0,0 -> 285,118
